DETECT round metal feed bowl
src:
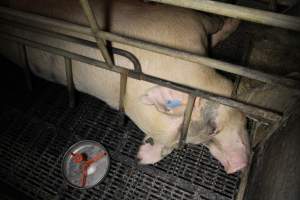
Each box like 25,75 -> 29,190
62,140 -> 110,189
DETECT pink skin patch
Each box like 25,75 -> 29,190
137,142 -> 165,164
209,143 -> 249,174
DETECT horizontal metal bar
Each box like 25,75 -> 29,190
0,7 -> 299,90
150,0 -> 300,32
0,31 -> 282,123
79,0 -> 113,66
0,18 -> 142,76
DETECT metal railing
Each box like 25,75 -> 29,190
150,0 -> 300,31
0,1 -> 299,199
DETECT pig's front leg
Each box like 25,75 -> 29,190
137,136 -> 173,164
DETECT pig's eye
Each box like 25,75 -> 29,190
208,120 -> 218,135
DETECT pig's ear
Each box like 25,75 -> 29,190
140,86 -> 188,116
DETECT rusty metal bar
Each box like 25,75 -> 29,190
79,0 -> 113,66
18,44 -> 33,91
236,152 -> 253,200
150,0 -> 300,32
178,95 -> 196,148
64,57 -> 75,108
258,100 -> 300,149
0,31 -> 282,123
236,118 -> 259,200
0,7 -> 299,90
119,69 -> 129,126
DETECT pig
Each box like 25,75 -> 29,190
0,0 -> 249,173
138,86 -> 249,174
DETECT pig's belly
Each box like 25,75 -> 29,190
25,47 -> 122,109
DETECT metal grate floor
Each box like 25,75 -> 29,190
0,61 -> 241,200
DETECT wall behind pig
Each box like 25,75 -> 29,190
245,105 -> 300,200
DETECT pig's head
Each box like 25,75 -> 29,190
207,121 -> 250,174
140,86 -> 250,174
140,86 -> 227,144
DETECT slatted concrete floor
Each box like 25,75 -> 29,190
0,59 -> 241,200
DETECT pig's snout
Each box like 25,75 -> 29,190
223,151 -> 248,174
209,143 -> 249,174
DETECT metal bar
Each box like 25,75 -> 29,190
236,152 -> 253,200
112,48 -> 142,74
257,100 -> 300,149
178,95 -> 196,148
0,31 -> 282,123
0,19 -> 142,75
79,0 -> 113,66
150,0 -> 300,32
64,57 -> 75,108
236,117 -> 259,200
0,7 -> 299,90
18,44 -> 33,91
232,37 -> 252,98
119,70 -> 128,126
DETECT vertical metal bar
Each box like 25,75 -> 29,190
236,118 -> 258,200
79,0 -> 113,66
64,57 -> 75,108
19,44 -> 33,91
119,69 -> 128,126
236,152 -> 253,200
231,37 -> 252,98
178,95 -> 196,148
269,0 -> 277,11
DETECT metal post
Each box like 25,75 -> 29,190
18,44 -> 33,91
79,0 -> 113,66
119,69 -> 128,126
64,57 -> 75,108
150,0 -> 300,32
231,37 -> 252,98
178,95 -> 196,148
236,152 -> 253,200
236,118 -> 259,200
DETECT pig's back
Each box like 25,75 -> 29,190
7,0 -> 208,54
4,0 -> 232,107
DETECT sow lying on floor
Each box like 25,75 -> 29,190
1,0 -> 249,174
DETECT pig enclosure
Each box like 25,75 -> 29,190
0,0 -> 299,200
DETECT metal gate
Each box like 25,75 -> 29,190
0,0 -> 299,199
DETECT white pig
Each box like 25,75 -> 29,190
0,0 -> 248,173
138,86 -> 249,174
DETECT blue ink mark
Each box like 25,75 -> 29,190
166,99 -> 182,109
